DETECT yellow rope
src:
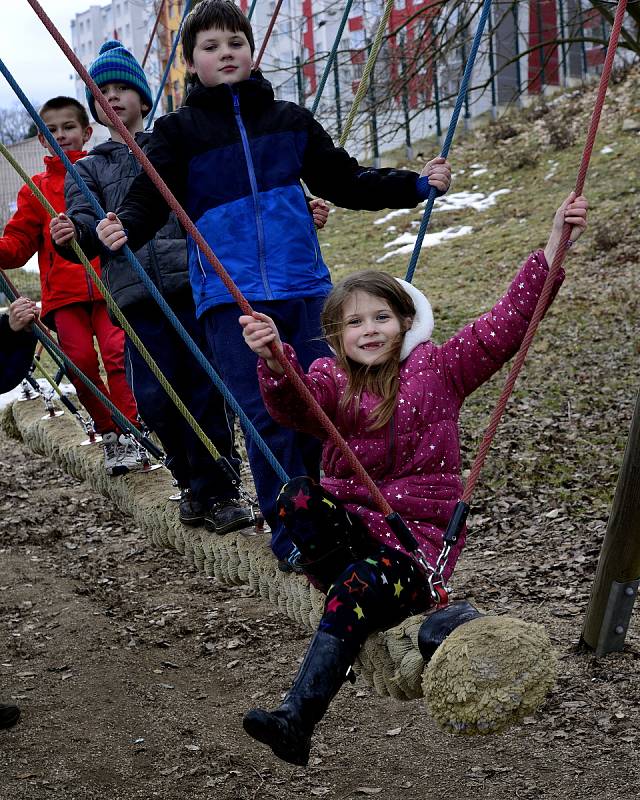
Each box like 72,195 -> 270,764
0,142 -> 222,461
338,0 -> 395,148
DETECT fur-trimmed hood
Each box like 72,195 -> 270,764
396,278 -> 434,361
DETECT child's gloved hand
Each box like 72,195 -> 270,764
96,211 -> 128,251
239,311 -> 284,373
420,157 -> 452,194
544,192 -> 588,265
8,296 -> 39,332
49,213 -> 76,246
310,198 -> 330,230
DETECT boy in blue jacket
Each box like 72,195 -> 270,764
95,0 -> 451,565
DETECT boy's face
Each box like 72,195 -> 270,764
186,27 -> 253,88
95,83 -> 147,132
38,107 -> 92,154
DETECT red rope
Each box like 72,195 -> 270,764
141,0 -> 166,69
26,0 -> 394,519
461,0 -> 628,505
253,0 -> 286,70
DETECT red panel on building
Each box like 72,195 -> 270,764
528,0 -> 560,93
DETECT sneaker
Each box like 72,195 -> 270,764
204,498 -> 253,535
103,431 -> 127,476
179,488 -> 207,527
116,433 -> 143,473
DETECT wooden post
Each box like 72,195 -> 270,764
580,390 -> 640,655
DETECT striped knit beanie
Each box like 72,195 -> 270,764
86,40 -> 153,123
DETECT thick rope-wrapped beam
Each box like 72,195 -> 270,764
2,398 -> 557,728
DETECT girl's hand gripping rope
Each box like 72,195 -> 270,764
544,192 -> 588,265
96,211 -> 128,251
239,312 -> 285,374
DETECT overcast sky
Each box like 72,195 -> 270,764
0,1 -> 102,109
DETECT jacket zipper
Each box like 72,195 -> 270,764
232,89 -> 273,299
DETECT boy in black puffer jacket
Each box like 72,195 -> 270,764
51,40 -> 252,535
92,1 -> 452,565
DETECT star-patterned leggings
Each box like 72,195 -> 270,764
277,477 -> 431,653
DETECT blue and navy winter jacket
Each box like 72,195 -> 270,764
117,73 -> 428,318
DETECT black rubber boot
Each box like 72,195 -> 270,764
418,600 -> 483,662
243,631 -> 353,766
0,703 -> 20,730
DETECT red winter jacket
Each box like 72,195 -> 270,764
257,251 -> 564,581
0,151 -> 102,324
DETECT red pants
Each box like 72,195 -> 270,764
53,301 -> 138,433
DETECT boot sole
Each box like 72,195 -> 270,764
205,515 -> 253,536
179,515 -> 205,527
242,714 -> 309,766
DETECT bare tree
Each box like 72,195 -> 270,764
0,105 -> 34,145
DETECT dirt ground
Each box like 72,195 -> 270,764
1,423 -> 639,800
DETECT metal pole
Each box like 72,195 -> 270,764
557,0 -> 569,86
487,7 -> 498,119
367,39 -> 380,167
333,53 -> 343,138
399,36 -> 413,160
581,5 -> 588,77
296,55 -> 305,107
460,32 -> 470,129
513,3 -> 523,106
581,391 -> 640,656
431,22 -> 442,138
536,0 -> 547,91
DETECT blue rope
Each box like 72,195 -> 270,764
310,0 -> 354,117
404,0 -> 493,283
247,0 -> 259,21
0,56 -> 289,485
146,0 -> 193,129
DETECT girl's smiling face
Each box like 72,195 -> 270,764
341,291 -> 407,366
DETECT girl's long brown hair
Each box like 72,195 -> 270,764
321,271 -> 415,430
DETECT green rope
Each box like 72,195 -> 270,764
0,142 -> 222,462
338,0 -> 394,148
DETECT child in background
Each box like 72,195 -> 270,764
239,192 -> 588,765
0,96 -> 140,475
51,42 -> 252,533
95,0 -> 452,564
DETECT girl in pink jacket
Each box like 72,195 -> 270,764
239,192 -> 588,766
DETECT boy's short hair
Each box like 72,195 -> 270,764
39,96 -> 90,129
182,0 -> 255,63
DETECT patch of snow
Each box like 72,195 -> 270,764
433,188 -> 510,213
376,225 -> 473,262
471,167 -> 488,177
386,225 -> 397,232
374,208 -> 412,225
600,145 -> 614,154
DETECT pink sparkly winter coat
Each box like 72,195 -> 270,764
257,251 -> 563,579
